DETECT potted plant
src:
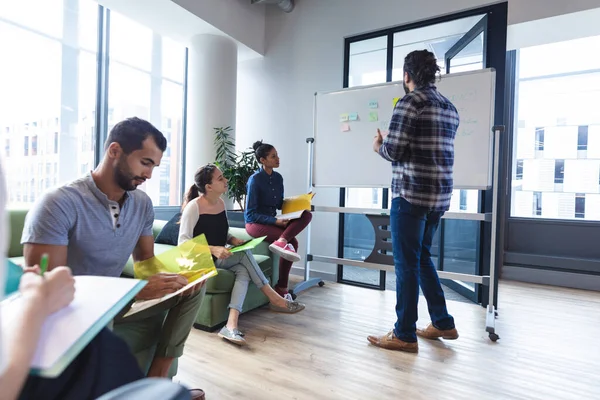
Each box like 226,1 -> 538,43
214,126 -> 259,215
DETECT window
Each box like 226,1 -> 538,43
108,13 -> 185,206
0,1 -> 186,208
342,36 -> 389,288
511,35 -> 600,220
0,0 -> 98,206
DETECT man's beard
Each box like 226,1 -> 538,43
403,81 -> 410,95
115,157 -> 143,191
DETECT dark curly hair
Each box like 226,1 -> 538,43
403,50 -> 441,88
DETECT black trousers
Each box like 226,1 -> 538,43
19,328 -> 144,400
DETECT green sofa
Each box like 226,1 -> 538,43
7,209 -> 279,375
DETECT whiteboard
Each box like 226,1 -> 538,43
313,68 -> 496,189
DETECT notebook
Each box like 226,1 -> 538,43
123,269 -> 217,318
0,275 -> 146,378
276,210 -> 305,220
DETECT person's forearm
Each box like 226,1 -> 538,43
0,295 -> 46,400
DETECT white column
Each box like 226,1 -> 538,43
185,34 -> 237,189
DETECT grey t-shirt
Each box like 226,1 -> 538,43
21,173 -> 155,277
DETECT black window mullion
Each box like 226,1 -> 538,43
386,33 -> 394,83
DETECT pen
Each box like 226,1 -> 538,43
40,253 -> 49,276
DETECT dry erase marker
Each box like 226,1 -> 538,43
40,253 -> 49,276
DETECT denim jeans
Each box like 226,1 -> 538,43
390,196 -> 455,343
216,249 -> 269,312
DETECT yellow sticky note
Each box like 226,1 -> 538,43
341,123 -> 350,132
393,97 -> 400,108
369,112 -> 378,122
340,114 -> 349,122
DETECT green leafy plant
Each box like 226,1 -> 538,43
213,126 -> 259,210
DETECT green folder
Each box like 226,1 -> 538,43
229,236 -> 267,253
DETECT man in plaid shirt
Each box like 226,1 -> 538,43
368,50 -> 460,353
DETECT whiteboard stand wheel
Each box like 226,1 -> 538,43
318,281 -> 325,287
489,333 -> 499,342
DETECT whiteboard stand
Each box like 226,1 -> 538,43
297,124 -> 504,342
289,138 -> 325,298
485,125 -> 504,342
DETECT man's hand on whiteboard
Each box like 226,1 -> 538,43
373,129 -> 383,153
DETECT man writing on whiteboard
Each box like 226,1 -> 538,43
368,49 -> 460,353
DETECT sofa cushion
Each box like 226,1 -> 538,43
8,209 -> 28,258
154,213 -> 181,246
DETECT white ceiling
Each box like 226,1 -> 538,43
94,0 -> 263,61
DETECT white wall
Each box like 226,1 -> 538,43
236,0 -> 600,277
172,0 -> 266,56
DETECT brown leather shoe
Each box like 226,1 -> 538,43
367,330 -> 418,353
190,388 -> 205,400
416,323 -> 459,340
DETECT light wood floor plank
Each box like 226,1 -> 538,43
175,280 -> 600,400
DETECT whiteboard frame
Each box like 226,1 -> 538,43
311,68 -> 496,190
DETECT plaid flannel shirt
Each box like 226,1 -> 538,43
378,84 -> 460,211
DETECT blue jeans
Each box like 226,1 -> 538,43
390,197 -> 455,343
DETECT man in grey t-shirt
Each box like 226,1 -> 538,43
21,118 -> 205,400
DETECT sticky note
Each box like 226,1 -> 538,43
349,112 -> 358,121
341,123 -> 350,132
369,100 -> 378,109
393,97 -> 400,107
340,114 -> 349,122
369,112 -> 378,122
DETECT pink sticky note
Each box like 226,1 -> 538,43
341,123 -> 350,132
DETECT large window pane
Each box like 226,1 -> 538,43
0,0 -> 63,37
511,36 -> 600,220
108,12 -> 152,71
343,36 -> 388,286
0,0 -> 97,207
349,36 -> 387,87
108,12 -> 185,206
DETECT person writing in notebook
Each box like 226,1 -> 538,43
244,141 -> 312,299
368,50 -> 460,353
0,156 -> 150,399
20,118 -> 205,400
178,164 -> 305,346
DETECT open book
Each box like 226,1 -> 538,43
123,269 -> 217,318
276,210 -> 306,220
0,276 -> 146,378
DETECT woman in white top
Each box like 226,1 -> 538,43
178,164 -> 305,346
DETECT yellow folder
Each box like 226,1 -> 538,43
281,192 -> 315,215
133,234 -> 217,283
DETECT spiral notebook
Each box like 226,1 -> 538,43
0,275 -> 146,378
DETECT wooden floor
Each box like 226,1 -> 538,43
175,280 -> 600,400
